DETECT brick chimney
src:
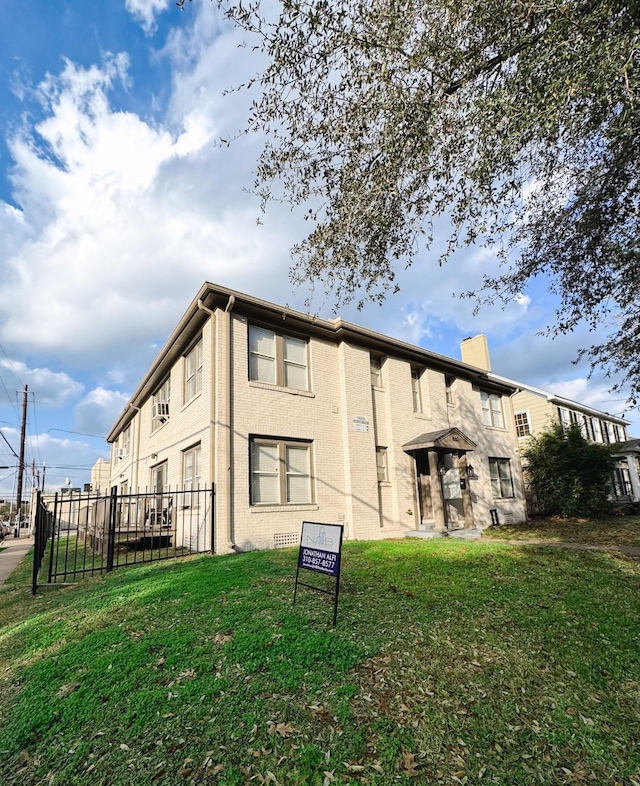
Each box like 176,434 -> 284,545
460,334 -> 491,372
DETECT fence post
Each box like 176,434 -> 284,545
210,483 -> 216,554
106,485 -> 118,572
31,490 -> 42,595
47,493 -> 59,584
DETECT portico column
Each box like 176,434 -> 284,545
458,454 -> 475,529
428,449 -> 446,532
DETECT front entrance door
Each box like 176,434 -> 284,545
415,451 -> 433,526
442,464 -> 464,528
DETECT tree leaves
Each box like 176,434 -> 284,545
217,0 -> 640,400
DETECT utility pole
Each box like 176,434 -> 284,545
15,385 -> 27,534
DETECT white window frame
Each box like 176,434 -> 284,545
184,338 -> 203,403
122,424 -> 131,455
514,411 -> 531,438
370,356 -> 383,388
151,461 -> 168,494
152,377 -> 171,431
445,375 -> 454,406
376,447 -> 388,482
481,392 -> 504,428
489,457 -> 515,499
250,437 -> 313,506
249,325 -> 309,391
592,417 -> 603,442
411,369 -> 422,413
182,444 -> 201,507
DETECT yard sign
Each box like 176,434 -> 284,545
293,521 -> 344,625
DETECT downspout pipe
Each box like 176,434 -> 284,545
128,403 -> 141,492
197,296 -> 236,552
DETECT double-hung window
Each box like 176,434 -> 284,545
152,378 -> 171,430
183,444 -> 201,507
370,356 -> 383,388
411,369 -> 422,413
376,447 -> 388,482
249,326 -> 309,391
481,392 -> 504,428
250,437 -> 313,505
122,425 -> 131,455
489,458 -> 514,499
184,338 -> 203,402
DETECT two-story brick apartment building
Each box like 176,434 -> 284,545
106,283 -> 526,553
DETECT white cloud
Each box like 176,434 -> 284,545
125,0 -> 172,35
0,359 -> 83,406
75,387 -> 130,436
0,47 -> 303,364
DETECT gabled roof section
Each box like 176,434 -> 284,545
402,428 -> 477,453
106,282 -> 518,441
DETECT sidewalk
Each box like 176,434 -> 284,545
0,533 -> 35,588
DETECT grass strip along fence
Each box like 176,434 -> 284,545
1,533 -> 639,785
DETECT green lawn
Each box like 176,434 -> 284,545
481,515 -> 640,548
1,538 -> 639,785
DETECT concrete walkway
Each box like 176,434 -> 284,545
0,534 -> 35,588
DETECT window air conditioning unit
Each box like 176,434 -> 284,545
152,401 -> 170,422
114,448 -> 126,459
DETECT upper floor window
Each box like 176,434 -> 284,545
445,375 -> 454,405
249,326 -> 309,391
411,369 -> 422,413
489,457 -> 514,499
592,418 -> 603,442
250,437 -> 313,505
370,356 -> 383,388
481,392 -> 504,428
514,411 -> 531,438
184,338 -> 203,402
152,378 -> 171,430
376,447 -> 388,482
557,407 -> 571,432
122,424 -> 131,455
601,420 -> 611,443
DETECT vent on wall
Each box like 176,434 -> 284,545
274,532 -> 299,549
502,513 -> 515,526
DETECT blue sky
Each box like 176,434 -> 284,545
0,0 -> 635,500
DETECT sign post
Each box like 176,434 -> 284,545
293,521 -> 344,625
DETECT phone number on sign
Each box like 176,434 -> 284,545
301,549 -> 337,574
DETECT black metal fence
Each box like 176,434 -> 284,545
32,485 -> 215,594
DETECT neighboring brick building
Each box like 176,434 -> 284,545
106,283 -> 526,553
460,334 -> 638,506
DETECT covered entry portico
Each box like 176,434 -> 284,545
403,428 -> 477,533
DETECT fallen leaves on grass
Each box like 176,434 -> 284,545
56,683 -> 80,699
400,748 -> 420,777
267,721 -> 298,738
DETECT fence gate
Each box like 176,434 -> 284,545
32,485 -> 215,594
